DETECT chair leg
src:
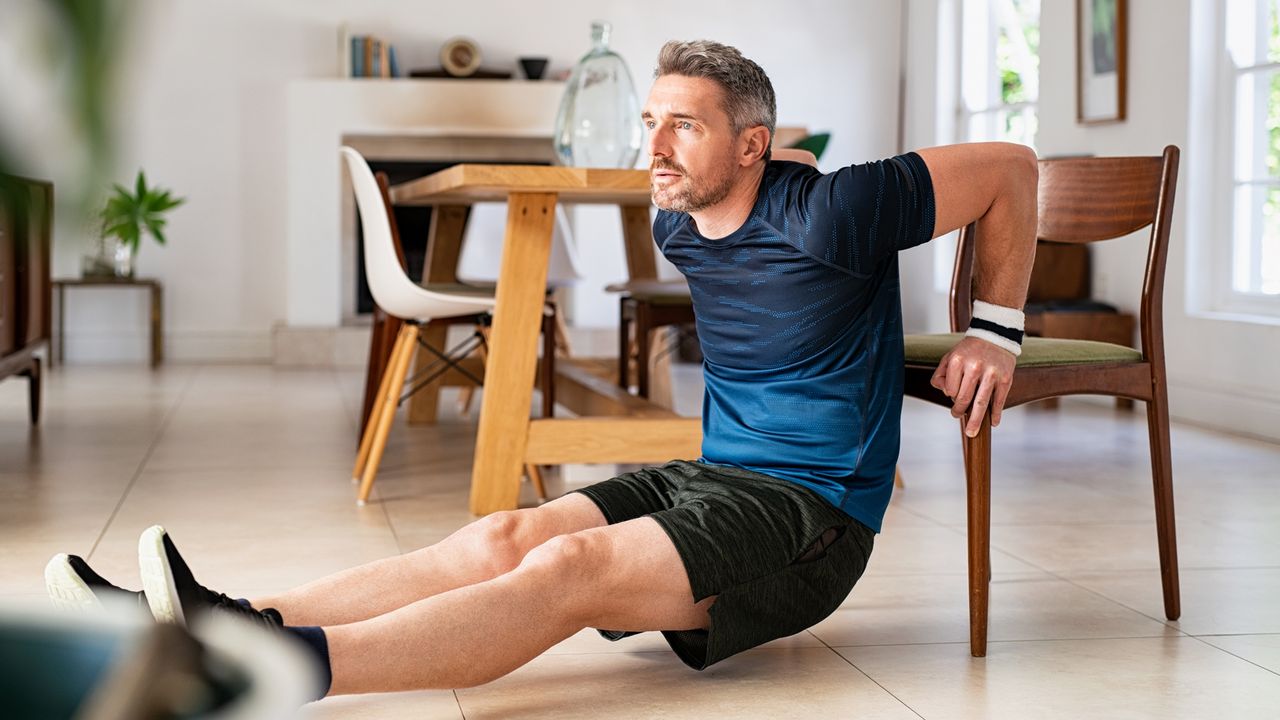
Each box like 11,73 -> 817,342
636,300 -> 652,398
542,306 -> 556,418
962,412 -> 992,658
524,464 -> 548,502
356,324 -> 420,505
353,325 -> 413,484
24,357 -> 41,425
359,310 -> 387,441
1147,379 -> 1181,620
618,298 -> 632,390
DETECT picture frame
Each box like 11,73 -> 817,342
1076,0 -> 1127,124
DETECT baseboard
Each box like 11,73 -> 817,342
57,330 -> 272,364
1166,377 -> 1280,443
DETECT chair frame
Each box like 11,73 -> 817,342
903,146 -> 1181,657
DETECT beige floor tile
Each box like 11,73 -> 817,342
866,524 -> 1042,576
838,637 -> 1280,719
1199,634 -> 1280,674
989,519 -> 1280,573
810,571 -> 1177,647
456,647 -> 919,719
1067,568 -> 1280,635
298,690 -> 462,719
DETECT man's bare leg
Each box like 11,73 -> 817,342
251,494 -> 607,627
326,516 -> 711,693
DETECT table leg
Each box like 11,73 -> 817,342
56,284 -> 64,367
470,192 -> 557,515
409,204 -> 469,425
151,283 -> 163,367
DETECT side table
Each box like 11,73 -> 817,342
52,277 -> 163,368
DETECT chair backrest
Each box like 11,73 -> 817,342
340,146 -> 443,318
949,146 -> 1180,366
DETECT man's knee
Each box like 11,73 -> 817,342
516,531 -> 610,588
462,510 -> 535,576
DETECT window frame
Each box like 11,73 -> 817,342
1213,0 -> 1280,316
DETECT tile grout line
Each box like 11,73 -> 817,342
328,365 -> 406,552
453,688 -> 468,719
927,519 -> 1222,635
805,631 -> 927,719
1185,634 -> 1280,679
87,365 -> 203,560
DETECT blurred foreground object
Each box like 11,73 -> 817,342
0,597 -> 319,719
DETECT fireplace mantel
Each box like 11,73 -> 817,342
285,79 -> 565,329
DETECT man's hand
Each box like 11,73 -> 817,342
930,337 -> 1017,437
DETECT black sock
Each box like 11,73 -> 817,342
286,625 -> 332,699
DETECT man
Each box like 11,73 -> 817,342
45,40 -> 1036,697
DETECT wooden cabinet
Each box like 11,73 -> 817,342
0,176 -> 52,424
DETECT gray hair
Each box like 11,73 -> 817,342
654,40 -> 776,162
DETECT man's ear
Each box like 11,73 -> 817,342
739,126 -> 771,166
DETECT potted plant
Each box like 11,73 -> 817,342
94,170 -> 184,278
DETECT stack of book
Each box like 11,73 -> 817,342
342,31 -> 400,78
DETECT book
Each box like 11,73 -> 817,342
388,45 -> 400,78
351,35 -> 364,77
363,36 -> 374,78
379,41 -> 390,78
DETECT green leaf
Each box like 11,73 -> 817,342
135,169 -> 146,199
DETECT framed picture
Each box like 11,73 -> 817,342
1076,0 -> 1127,124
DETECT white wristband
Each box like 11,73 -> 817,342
966,300 -> 1025,356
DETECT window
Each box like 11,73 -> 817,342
937,0 -> 1040,291
1225,0 -> 1280,305
960,0 -> 1040,147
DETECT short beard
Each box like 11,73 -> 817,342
651,160 -> 737,213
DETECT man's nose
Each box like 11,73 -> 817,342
647,125 -> 671,160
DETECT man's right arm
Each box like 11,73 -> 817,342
914,142 -> 1039,436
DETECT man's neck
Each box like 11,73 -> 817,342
688,163 -> 767,240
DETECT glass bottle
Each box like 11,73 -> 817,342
553,21 -> 642,168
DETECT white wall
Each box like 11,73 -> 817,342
1035,0 -> 1280,442
2,0 -> 904,362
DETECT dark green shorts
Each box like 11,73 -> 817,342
571,460 -> 874,670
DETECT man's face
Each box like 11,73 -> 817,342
643,74 -> 741,213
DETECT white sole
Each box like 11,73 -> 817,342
44,553 -> 103,612
138,524 -> 186,626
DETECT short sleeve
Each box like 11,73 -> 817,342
782,151 -> 936,277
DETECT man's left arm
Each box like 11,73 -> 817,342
914,142 -> 1039,437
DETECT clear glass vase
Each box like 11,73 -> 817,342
553,21 -> 642,168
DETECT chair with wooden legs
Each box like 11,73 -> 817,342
902,146 -> 1181,657
342,146 -> 501,505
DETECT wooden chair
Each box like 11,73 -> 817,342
359,175 -> 558,436
902,146 -> 1181,657
607,278 -> 695,399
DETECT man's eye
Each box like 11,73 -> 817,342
644,120 -> 655,129
679,122 -> 693,130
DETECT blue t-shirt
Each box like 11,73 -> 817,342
654,152 -> 936,533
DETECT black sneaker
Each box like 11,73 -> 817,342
44,553 -> 147,613
138,525 -> 283,629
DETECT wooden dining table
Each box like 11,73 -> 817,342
390,164 -> 701,515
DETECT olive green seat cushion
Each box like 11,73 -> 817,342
903,333 -> 1143,369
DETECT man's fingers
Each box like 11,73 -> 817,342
942,356 -> 965,399
990,375 -> 1013,427
950,363 -> 981,417
965,371 -> 997,436
931,357 -> 948,390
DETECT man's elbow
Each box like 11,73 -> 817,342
1002,142 -> 1038,190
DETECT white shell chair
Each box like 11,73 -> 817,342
341,146 -> 498,505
